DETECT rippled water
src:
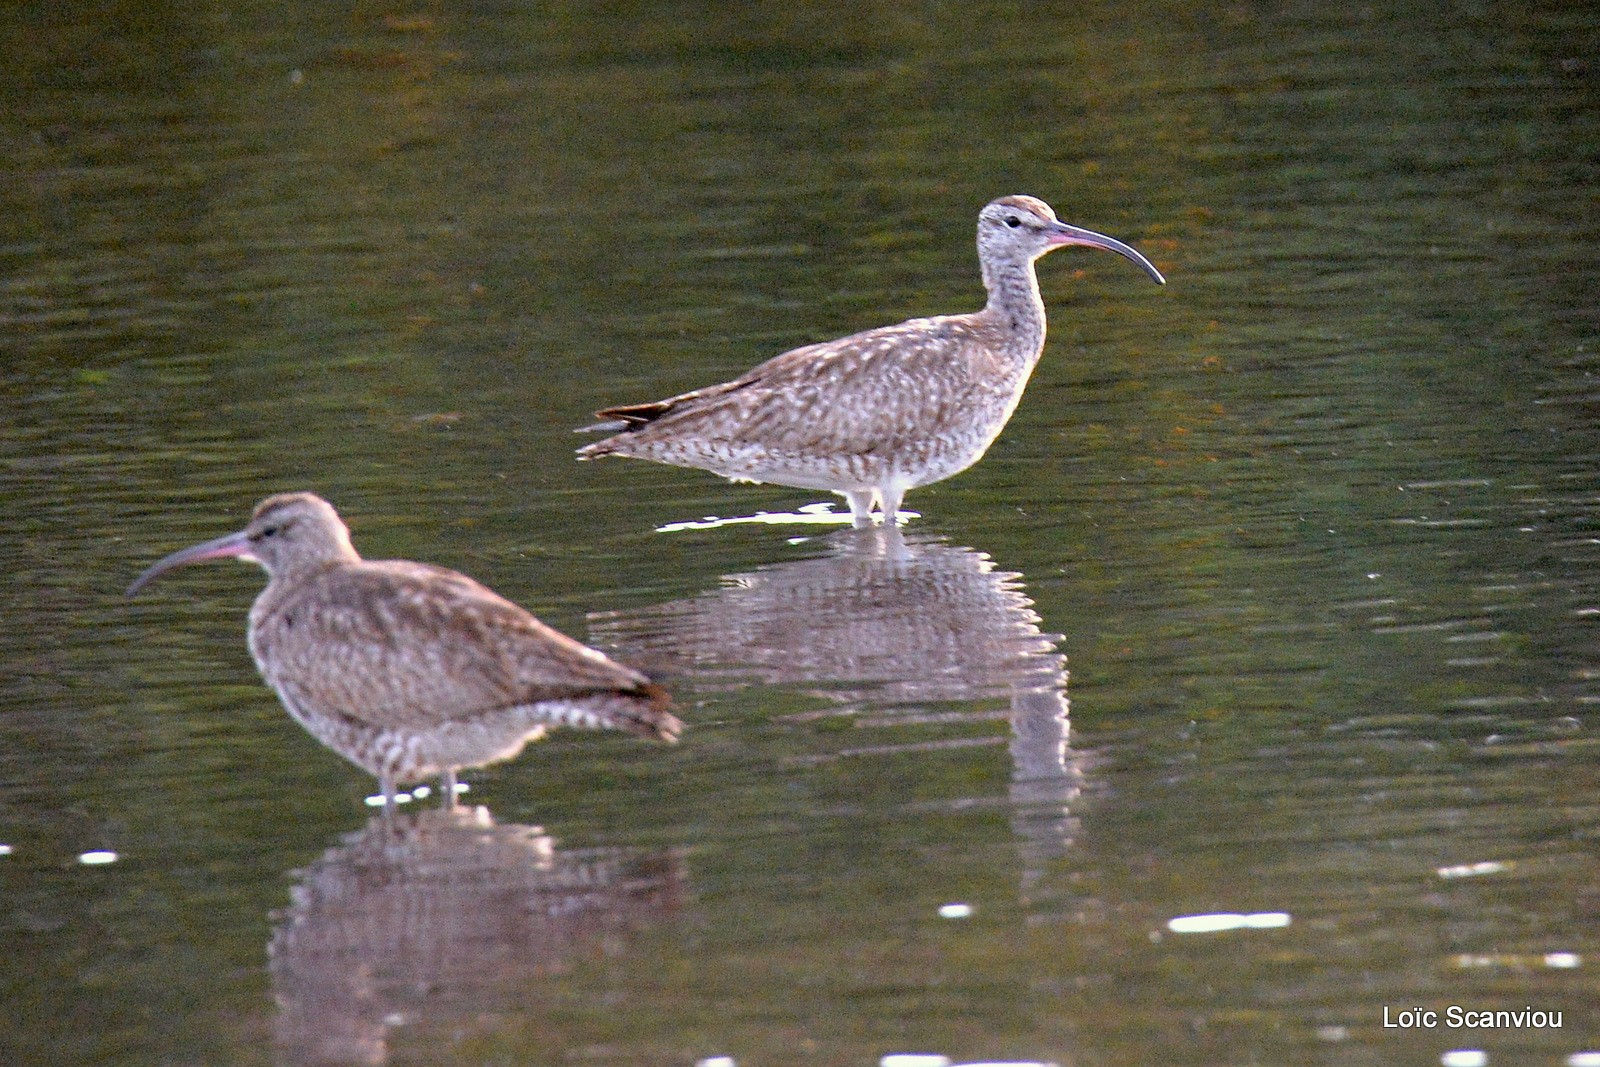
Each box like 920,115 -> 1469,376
2,1 -> 1598,1064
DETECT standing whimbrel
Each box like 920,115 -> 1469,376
577,195 -> 1165,526
126,493 -> 680,804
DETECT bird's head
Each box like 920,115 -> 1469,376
978,195 -> 1165,284
127,492 -> 358,595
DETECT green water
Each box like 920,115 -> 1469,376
3,1 -> 1598,1063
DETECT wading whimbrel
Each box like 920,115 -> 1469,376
126,493 -> 680,804
577,195 -> 1165,526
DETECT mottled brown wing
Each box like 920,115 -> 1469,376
590,315 -> 1016,459
252,560 -> 657,731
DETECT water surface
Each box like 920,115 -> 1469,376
2,1 -> 1598,1064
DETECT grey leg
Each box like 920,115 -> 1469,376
844,489 -> 876,528
879,485 -> 906,526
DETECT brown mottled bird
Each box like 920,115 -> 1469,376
577,195 -> 1165,526
126,493 -> 679,804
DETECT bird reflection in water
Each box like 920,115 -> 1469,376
270,805 -> 682,1065
588,525 -> 1083,870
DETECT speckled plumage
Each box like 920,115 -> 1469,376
127,493 -> 679,803
578,195 -> 1165,525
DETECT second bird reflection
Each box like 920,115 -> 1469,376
588,526 -> 1075,790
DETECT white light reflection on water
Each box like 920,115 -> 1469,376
1451,951 -> 1582,970
1166,912 -> 1292,934
881,1060 -> 1060,1067
1437,860 -> 1509,878
656,502 -> 920,532
362,782 -> 471,807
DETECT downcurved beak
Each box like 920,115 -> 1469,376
126,530 -> 256,597
1049,222 -> 1166,285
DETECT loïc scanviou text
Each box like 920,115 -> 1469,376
1383,1006 -> 1563,1029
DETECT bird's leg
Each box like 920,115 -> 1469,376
878,485 -> 906,527
844,490 -> 876,528
377,774 -> 399,825
441,768 -> 459,809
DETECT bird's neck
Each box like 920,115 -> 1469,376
980,254 -> 1049,363
254,552 -> 358,613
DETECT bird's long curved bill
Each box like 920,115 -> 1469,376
126,530 -> 255,597
1050,223 -> 1166,284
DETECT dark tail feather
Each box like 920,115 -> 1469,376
579,376 -> 751,443
574,401 -> 678,459
592,400 -> 676,428
615,682 -> 682,742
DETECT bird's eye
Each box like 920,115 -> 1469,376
253,524 -> 280,541
1005,215 -> 1022,228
